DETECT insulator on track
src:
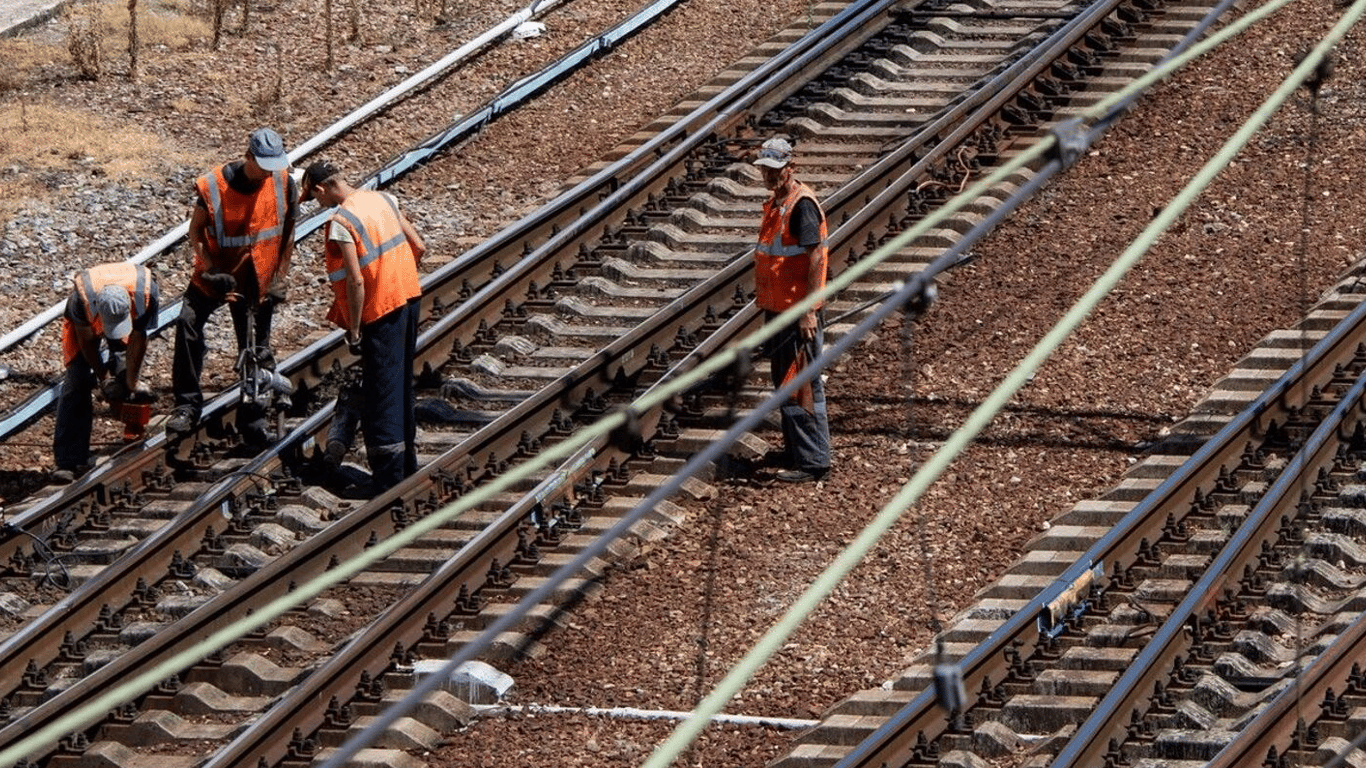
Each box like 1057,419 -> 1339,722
931,639 -> 966,716
610,408 -> 643,454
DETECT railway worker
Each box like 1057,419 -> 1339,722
52,261 -> 160,484
166,127 -> 298,445
300,160 -> 425,496
752,136 -> 832,483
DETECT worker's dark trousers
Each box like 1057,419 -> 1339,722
171,285 -> 274,427
765,311 -> 832,474
361,299 -> 419,495
53,357 -> 99,471
54,349 -> 126,470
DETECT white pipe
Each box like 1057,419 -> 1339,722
472,703 -> 819,730
0,0 -> 570,354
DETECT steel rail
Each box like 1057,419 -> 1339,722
1204,587 -> 1366,767
0,0 -> 907,609
0,0 -> 1152,754
0,17 -> 1037,738
1049,356 -> 1366,768
832,294 -> 1366,767
0,0 -> 1126,715
0,407 -> 329,700
303,6 -> 1169,754
0,0 -> 889,540
197,287 -> 768,768
0,199 -> 766,764
0,0 -> 819,441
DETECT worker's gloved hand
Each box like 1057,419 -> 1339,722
125,381 -> 156,404
265,275 -> 288,305
346,329 -> 362,356
201,272 -> 237,296
100,377 -> 129,402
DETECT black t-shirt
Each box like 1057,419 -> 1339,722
790,198 -> 823,248
194,160 -> 300,230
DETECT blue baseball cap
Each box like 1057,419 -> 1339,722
247,127 -> 290,172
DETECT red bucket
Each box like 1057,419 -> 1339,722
114,402 -> 152,441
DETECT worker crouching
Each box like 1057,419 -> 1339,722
53,262 -> 160,484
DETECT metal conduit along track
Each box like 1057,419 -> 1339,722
0,0 -> 1248,764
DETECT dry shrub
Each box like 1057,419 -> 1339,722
249,44 -> 283,114
96,0 -> 209,51
55,0 -> 209,79
0,101 -> 207,191
65,4 -> 103,79
128,0 -> 139,80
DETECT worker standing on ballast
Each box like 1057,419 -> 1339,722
751,136 -> 833,483
300,160 -> 425,496
52,261 -> 160,484
167,127 -> 298,446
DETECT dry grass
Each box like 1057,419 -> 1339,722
0,38 -> 63,91
0,0 -> 216,224
88,0 -> 208,53
0,0 -> 208,86
0,101 -> 203,224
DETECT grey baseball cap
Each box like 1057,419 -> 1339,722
91,285 -> 132,340
248,127 -> 290,172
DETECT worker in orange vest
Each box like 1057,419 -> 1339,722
53,262 -> 160,483
301,160 -> 425,496
168,127 -> 297,446
752,137 -> 832,483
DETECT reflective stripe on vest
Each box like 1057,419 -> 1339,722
753,181 -> 828,312
202,167 -> 287,247
323,190 -> 421,328
327,194 -> 408,283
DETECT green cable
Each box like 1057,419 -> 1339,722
641,0 -> 1360,765
0,0 -> 1318,760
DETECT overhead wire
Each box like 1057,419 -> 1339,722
0,0 -> 1327,761
642,0 -> 1363,765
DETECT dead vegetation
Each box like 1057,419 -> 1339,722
0,101 -> 200,224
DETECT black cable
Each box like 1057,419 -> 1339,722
2,521 -> 75,591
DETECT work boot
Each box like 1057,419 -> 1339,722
240,419 -> 278,448
166,407 -> 198,436
50,468 -> 75,485
775,467 -> 829,484
324,439 -> 348,469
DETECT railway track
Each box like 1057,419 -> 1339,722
792,270 -> 1366,768
0,0 -> 1340,764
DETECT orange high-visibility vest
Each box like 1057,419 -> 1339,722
754,180 -> 828,312
323,190 -> 421,329
61,262 -> 154,366
192,163 -> 289,297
